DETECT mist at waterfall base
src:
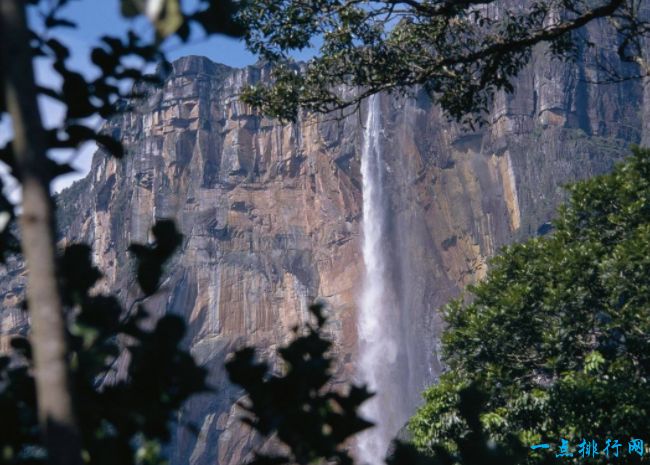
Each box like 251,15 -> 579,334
356,95 -> 420,465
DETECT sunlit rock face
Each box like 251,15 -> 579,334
0,18 -> 646,465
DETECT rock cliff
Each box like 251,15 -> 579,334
0,20 -> 645,465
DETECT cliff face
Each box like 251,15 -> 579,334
0,21 -> 645,465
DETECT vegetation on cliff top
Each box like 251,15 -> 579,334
239,0 -> 650,125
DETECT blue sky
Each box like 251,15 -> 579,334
56,0 -> 262,68
0,0 -> 317,196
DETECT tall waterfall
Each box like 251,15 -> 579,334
357,95 -> 403,465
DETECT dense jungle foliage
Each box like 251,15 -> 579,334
410,147 -> 650,464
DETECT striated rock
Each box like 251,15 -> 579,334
0,20 -> 647,465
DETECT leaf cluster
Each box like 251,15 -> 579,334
226,304 -> 374,465
409,147 -> 650,465
226,305 -> 540,465
0,220 -> 207,465
238,0 -> 647,126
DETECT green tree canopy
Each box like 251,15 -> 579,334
226,305 -> 532,465
238,0 -> 649,125
409,147 -> 650,464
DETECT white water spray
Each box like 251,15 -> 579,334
357,95 -> 401,465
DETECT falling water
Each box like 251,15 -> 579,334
357,95 -> 402,465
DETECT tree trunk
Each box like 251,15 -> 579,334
0,2 -> 82,465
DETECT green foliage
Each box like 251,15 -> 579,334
238,0 -> 646,126
0,220 -> 207,465
389,385 -> 534,465
409,147 -> 650,464
227,305 -> 536,465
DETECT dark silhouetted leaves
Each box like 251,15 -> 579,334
191,0 -> 246,37
226,303 -> 373,465
120,0 -> 245,41
0,220 -> 205,465
48,125 -> 125,159
44,16 -> 76,29
120,0 -> 145,18
0,178 -> 18,263
1,1 -> 248,463
94,133 -> 124,158
9,337 -> 32,361
128,219 -> 182,296
0,357 -> 40,462
45,159 -> 76,178
0,141 -> 17,174
8,0 -> 246,186
58,244 -> 102,305
388,442 -> 444,465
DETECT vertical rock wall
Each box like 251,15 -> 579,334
0,19 -> 646,464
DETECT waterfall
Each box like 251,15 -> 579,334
357,95 -> 402,465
